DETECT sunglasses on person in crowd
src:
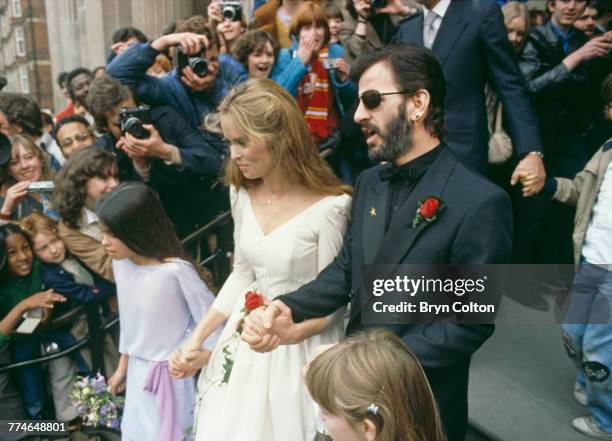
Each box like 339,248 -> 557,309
358,90 -> 414,110
59,131 -> 92,148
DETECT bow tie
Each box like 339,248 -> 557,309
378,164 -> 420,182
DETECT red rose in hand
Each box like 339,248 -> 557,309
244,291 -> 265,311
420,197 -> 440,219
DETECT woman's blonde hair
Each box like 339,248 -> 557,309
18,211 -> 59,240
502,1 -> 530,30
306,329 -> 446,441
8,134 -> 52,182
205,79 -> 350,195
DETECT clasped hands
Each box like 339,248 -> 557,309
510,153 -> 546,197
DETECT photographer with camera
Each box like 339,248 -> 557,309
0,134 -> 58,224
270,1 -> 356,143
208,1 -> 247,53
87,76 -> 227,237
340,0 -> 417,63
107,16 -> 245,133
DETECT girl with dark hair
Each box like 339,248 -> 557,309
0,224 -> 81,421
54,147 -> 118,282
98,182 -> 219,441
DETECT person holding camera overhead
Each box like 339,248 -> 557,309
271,1 -> 357,144
207,1 -> 247,54
107,16 -> 245,133
0,134 -> 58,223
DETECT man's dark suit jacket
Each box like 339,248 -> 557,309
278,146 -> 512,441
395,0 -> 541,172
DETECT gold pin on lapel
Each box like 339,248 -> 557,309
370,207 -> 377,217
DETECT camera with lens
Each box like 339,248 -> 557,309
119,105 -> 152,140
175,45 -> 209,77
219,1 -> 242,22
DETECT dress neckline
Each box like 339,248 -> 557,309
241,187 -> 337,237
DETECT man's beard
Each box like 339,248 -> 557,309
367,105 -> 413,163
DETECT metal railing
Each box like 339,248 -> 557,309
0,210 -> 233,375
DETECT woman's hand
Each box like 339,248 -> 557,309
335,59 -> 350,83
207,1 -> 223,26
297,32 -> 318,65
20,290 -> 66,313
1,181 -> 30,217
170,346 -> 210,379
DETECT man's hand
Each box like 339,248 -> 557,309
377,0 -> 415,16
180,66 -> 217,91
151,32 -> 209,54
515,170 -> 542,197
118,125 -> 173,161
564,32 -> 612,71
511,153 -> 546,197
241,301 -> 296,352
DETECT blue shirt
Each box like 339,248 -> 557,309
551,20 -> 577,54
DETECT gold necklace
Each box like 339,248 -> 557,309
264,189 -> 289,205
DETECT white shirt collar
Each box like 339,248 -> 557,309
423,0 -> 451,19
82,207 -> 99,226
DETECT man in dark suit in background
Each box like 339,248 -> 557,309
243,44 -> 513,441
395,0 -> 546,187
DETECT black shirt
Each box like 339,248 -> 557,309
379,144 -> 442,232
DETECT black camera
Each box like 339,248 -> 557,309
220,1 -> 242,22
119,105 -> 151,140
175,46 -> 209,77
371,0 -> 387,9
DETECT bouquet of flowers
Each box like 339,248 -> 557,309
70,372 -> 124,429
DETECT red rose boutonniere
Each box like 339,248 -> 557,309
411,196 -> 442,228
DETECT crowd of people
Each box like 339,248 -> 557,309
0,0 -> 611,440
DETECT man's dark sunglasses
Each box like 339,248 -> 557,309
358,90 -> 414,110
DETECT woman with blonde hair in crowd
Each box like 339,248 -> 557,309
0,134 -> 57,223
169,78 -> 352,441
306,329 -> 446,441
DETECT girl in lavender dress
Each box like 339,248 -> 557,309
100,182 -> 220,441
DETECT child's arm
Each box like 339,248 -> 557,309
43,267 -> 99,304
108,353 -> 128,395
0,290 -> 66,339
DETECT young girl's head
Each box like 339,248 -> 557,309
18,212 -> 66,265
96,182 -> 184,262
0,223 -> 33,279
54,146 -> 118,229
306,329 -> 446,441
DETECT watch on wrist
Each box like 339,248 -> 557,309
527,151 -> 544,159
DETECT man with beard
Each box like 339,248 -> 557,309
241,44 -> 512,441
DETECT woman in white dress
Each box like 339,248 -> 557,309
169,79 -> 352,441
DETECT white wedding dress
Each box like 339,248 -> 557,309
194,186 -> 351,441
